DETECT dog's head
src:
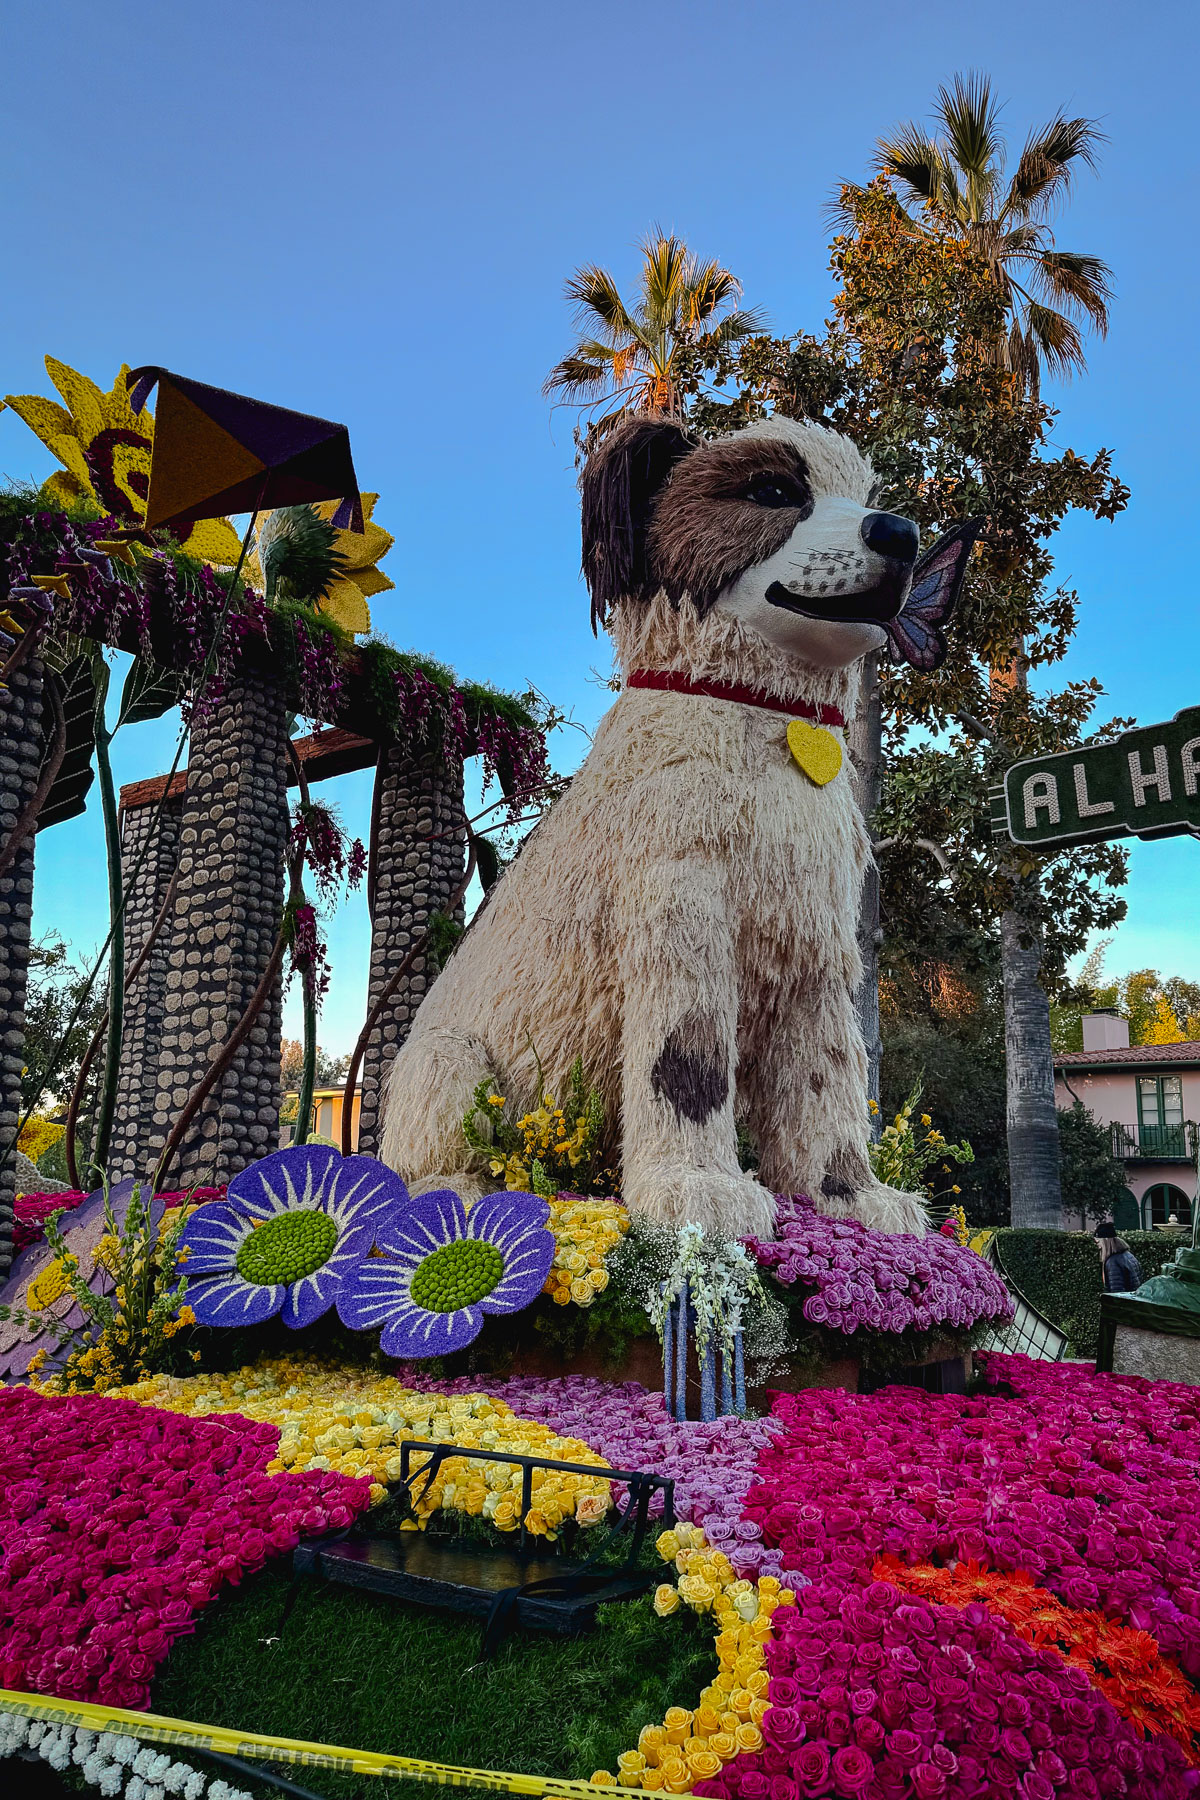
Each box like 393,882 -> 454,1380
581,413 -> 976,673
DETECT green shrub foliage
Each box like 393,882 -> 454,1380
993,1228 -> 1182,1356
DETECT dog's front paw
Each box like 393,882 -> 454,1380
625,1163 -> 776,1239
820,1177 -> 928,1237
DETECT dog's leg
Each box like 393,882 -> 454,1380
810,988 -> 927,1237
618,855 -> 775,1239
380,1027 -> 497,1193
746,974 -> 926,1237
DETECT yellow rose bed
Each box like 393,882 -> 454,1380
120,1357 -> 785,1793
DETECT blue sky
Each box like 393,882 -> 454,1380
2,0 -> 1197,1054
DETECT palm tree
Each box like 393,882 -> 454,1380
841,78 -> 1113,1226
544,231 -> 764,424
840,73 -> 1112,396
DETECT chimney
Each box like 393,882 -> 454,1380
1082,1009 -> 1131,1051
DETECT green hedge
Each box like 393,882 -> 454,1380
993,1229 -> 1182,1357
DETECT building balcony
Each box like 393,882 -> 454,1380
1110,1121 -> 1199,1163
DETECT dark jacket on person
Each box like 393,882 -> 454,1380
1103,1247 -> 1143,1293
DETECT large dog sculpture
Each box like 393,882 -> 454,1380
381,414 -> 976,1238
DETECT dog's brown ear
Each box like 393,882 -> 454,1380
580,413 -> 696,631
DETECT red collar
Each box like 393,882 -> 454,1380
626,668 -> 845,728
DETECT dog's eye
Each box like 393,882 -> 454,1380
744,475 -> 802,509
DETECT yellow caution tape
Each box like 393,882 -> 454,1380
0,1690 -> 645,1797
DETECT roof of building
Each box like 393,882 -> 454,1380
1055,1040 -> 1200,1069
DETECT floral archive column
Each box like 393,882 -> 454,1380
147,672 -> 290,1187
0,658 -> 45,1271
355,742 -> 466,1157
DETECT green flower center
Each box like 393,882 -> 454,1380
410,1239 -> 505,1312
235,1209 -> 338,1286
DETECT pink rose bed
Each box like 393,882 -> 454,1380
12,1190 -> 88,1253
0,1386 -> 369,1708
692,1354 -> 1200,1800
11,1186 -> 226,1253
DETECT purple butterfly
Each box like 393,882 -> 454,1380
885,520 -> 982,671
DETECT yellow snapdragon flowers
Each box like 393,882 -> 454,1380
121,1357 -> 613,1533
592,1522 -> 791,1792
543,1197 -> 629,1308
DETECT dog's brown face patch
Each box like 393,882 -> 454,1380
647,437 -> 815,616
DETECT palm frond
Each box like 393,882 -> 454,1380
639,233 -> 694,327
684,259 -> 744,327
873,122 -> 950,208
542,350 -> 621,402
1029,249 -> 1113,330
934,72 -> 1005,219
1020,300 -> 1087,381
1004,114 -> 1106,219
998,221 -> 1047,254
563,265 -> 639,342
1005,315 -> 1040,398
690,308 -> 769,356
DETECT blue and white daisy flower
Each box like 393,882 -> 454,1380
336,1188 -> 555,1357
176,1145 -> 410,1330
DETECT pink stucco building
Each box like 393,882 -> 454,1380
1055,1011 -> 1199,1228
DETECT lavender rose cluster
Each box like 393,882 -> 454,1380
401,1371 -> 798,1581
746,1199 -> 1012,1338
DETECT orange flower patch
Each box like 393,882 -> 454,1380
874,1553 -> 1200,1760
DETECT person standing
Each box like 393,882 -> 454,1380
1095,1222 -> 1143,1293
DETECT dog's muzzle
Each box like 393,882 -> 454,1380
859,510 -> 919,564
766,510 -> 918,625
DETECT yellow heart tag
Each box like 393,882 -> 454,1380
787,718 -> 843,786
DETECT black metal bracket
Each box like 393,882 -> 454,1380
394,1438 -> 675,1558
293,1440 -> 676,1654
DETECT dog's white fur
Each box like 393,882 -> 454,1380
380,417 -> 927,1239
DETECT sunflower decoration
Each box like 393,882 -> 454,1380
2,356 -> 243,566
249,492 -> 393,636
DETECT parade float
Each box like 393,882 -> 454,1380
0,359 -> 1196,1800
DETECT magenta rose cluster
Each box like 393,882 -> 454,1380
12,1186 -> 225,1253
692,1571 -> 1196,1800
745,1198 -> 1012,1337
13,1191 -> 87,1253
0,1386 -> 369,1709
740,1354 -> 1200,1680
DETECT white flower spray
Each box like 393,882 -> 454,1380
0,1715 -> 251,1800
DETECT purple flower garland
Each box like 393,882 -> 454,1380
4,509 -> 551,773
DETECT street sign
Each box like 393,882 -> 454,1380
992,705 -> 1200,851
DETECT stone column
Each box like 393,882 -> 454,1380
148,673 -> 290,1187
108,788 -> 184,1184
356,745 -> 465,1157
0,659 -> 45,1270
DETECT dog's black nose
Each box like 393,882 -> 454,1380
860,511 -> 919,564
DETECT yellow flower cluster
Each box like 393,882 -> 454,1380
944,1203 -> 969,1246
16,1114 -> 64,1168
592,1523 -> 793,1791
488,1092 -> 601,1196
122,1357 -> 614,1531
544,1197 -> 629,1308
